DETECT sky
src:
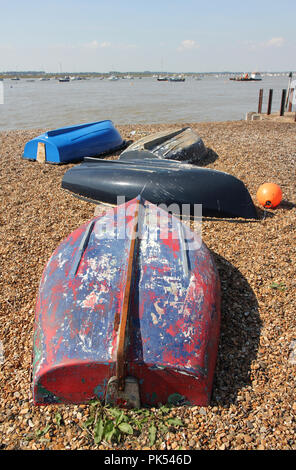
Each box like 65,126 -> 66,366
0,0 -> 295,73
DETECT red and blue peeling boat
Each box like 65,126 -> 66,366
33,197 -> 221,407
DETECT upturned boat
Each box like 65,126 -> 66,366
62,158 -> 258,219
120,127 -> 207,163
32,197 -> 221,406
22,120 -> 124,164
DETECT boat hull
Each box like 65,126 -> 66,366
230,77 -> 262,81
62,159 -> 258,219
22,120 -> 124,164
120,127 -> 207,163
33,198 -> 221,406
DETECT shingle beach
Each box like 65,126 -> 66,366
0,120 -> 295,450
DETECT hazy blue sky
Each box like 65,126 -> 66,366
0,0 -> 295,72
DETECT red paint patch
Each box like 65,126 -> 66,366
166,324 -> 178,337
161,232 -> 180,257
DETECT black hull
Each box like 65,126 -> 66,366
62,160 -> 258,219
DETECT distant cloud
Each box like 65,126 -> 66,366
177,40 -> 199,51
83,41 -> 137,51
84,40 -> 99,49
263,37 -> 285,48
100,41 -> 112,48
244,37 -> 285,50
84,40 -> 111,49
118,43 -> 138,50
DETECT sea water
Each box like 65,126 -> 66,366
0,75 -> 291,130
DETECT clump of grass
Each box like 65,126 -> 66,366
82,396 -> 185,447
269,281 -> 286,291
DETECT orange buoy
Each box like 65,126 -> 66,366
256,183 -> 282,209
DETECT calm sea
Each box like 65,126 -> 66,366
0,75 -> 291,131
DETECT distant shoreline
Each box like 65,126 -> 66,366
1,113 -> 295,135
0,71 -> 294,79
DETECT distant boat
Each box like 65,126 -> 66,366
39,77 -> 50,81
11,77 -> 20,81
157,76 -> 169,81
108,75 -> 119,81
250,72 -> 262,81
230,72 -> 262,82
169,74 -> 185,82
59,76 -> 70,82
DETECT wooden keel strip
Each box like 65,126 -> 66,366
116,197 -> 141,391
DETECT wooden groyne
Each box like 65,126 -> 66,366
247,87 -> 296,122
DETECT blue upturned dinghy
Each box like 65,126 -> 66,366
22,120 -> 124,164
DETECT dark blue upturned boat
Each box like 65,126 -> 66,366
62,158 -> 258,219
22,120 -> 124,164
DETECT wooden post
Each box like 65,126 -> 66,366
267,89 -> 273,115
288,89 -> 294,112
258,89 -> 263,113
280,89 -> 286,116
285,72 -> 293,108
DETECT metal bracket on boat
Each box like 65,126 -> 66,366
105,376 -> 140,408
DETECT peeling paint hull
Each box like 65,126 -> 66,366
33,198 -> 221,406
